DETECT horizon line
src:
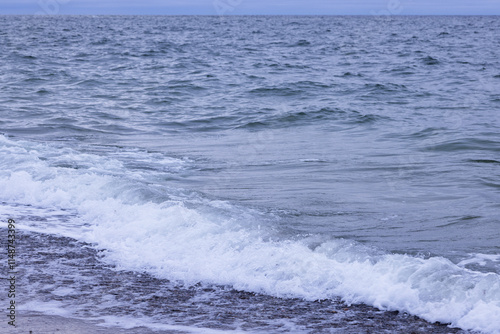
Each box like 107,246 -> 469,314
2,13 -> 500,16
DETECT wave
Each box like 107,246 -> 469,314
423,138 -> 500,153
421,56 -> 440,65
236,107 -> 385,130
1,135 -> 500,334
129,105 -> 385,132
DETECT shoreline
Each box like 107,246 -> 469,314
7,312 -> 183,334
6,306 -> 469,334
3,228 -> 474,334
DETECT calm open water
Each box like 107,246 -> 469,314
1,15 -> 500,333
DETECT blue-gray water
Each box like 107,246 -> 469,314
1,15 -> 499,333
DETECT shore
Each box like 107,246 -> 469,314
6,306 -> 469,334
7,312 -> 182,334
3,229 -> 474,334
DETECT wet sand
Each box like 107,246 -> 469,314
6,313 -> 177,334
6,303 -> 469,334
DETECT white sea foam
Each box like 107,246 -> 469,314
458,254 -> 500,268
18,303 -> 250,334
19,300 -> 72,317
2,135 -> 500,334
96,315 -> 255,334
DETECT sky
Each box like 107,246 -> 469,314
1,0 -> 500,15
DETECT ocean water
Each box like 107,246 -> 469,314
1,15 -> 500,333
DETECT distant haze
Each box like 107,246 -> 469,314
1,0 -> 500,15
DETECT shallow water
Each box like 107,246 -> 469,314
1,15 -> 500,333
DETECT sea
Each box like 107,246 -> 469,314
0,15 -> 499,334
